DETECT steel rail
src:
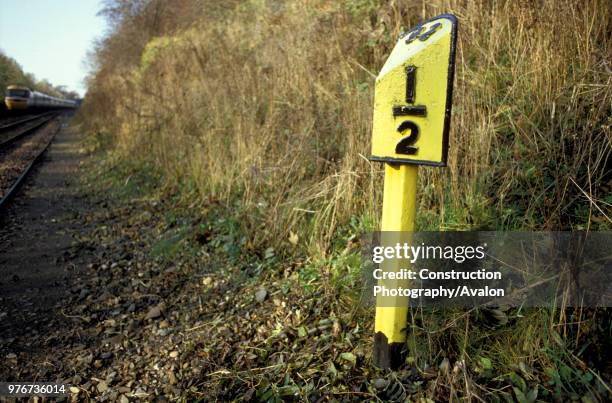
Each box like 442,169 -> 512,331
0,119 -> 60,212
0,111 -> 57,132
0,113 -> 59,149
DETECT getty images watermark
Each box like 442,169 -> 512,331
371,240 -> 504,300
362,232 -> 612,308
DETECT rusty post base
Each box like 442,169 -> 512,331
373,331 -> 406,369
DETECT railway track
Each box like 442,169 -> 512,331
0,111 -> 57,133
0,112 -> 59,148
0,113 -> 62,211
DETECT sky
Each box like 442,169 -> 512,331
0,0 -> 107,96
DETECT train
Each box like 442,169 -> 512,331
4,85 -> 77,110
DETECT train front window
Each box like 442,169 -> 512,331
6,89 -> 30,97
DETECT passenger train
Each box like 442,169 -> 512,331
4,85 -> 77,110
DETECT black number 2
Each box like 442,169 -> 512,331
395,121 -> 419,155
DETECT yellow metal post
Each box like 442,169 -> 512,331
370,14 -> 458,368
373,164 -> 418,368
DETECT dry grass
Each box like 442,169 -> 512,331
80,0 -> 611,400
82,0 -> 611,247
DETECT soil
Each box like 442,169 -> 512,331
0,119 -> 397,401
0,120 -> 280,400
0,121 -> 96,376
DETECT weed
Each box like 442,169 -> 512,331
81,0 -> 611,400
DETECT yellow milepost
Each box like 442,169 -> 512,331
371,14 -> 458,369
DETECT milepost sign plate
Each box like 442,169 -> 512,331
370,14 -> 458,166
